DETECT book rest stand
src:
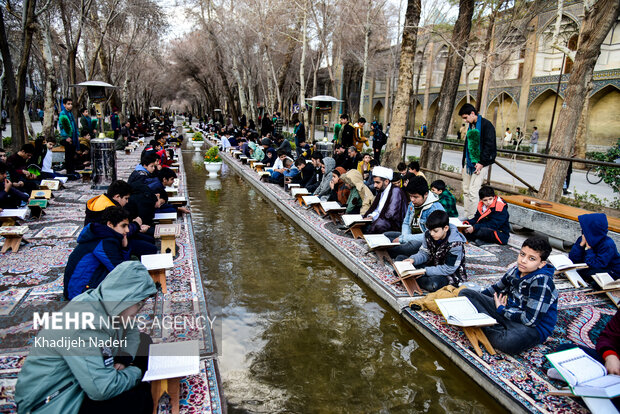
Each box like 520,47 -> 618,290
317,205 -> 344,224
345,223 -> 365,239
148,269 -> 167,293
28,199 -> 48,219
159,234 -> 176,256
151,377 -> 180,414
389,269 -> 424,296
294,194 -> 306,206
367,247 -> 393,266
77,170 -> 92,183
0,218 -> 16,226
461,327 -> 496,357
1,233 -> 23,253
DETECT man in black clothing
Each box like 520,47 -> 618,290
307,153 -> 323,193
339,114 -> 355,148
344,146 -> 363,171
458,103 -> 497,218
332,144 -> 347,168
261,113 -> 273,136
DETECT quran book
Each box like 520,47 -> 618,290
363,234 -> 399,250
154,224 -> 181,238
288,183 -> 301,190
154,212 -> 177,221
55,176 -> 69,183
28,199 -> 48,208
592,273 -> 620,291
167,196 -> 187,205
341,214 -> 372,227
141,253 -> 174,270
548,254 -> 587,272
435,297 -> 497,327
320,201 -> 345,212
258,171 -> 271,177
0,209 -> 28,219
301,196 -> 321,206
393,261 -> 426,278
0,226 -> 28,236
546,347 -> 620,398
39,180 -> 60,190
291,188 -> 310,197
449,218 -> 472,229
164,186 -> 178,194
142,341 -> 200,382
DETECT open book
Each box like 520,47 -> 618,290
320,201 -> 345,213
0,209 -> 28,219
301,195 -> 321,206
39,179 -> 60,190
449,217 -> 472,229
393,261 -> 426,278
154,212 -> 177,221
287,183 -> 300,190
341,214 -> 372,227
548,254 -> 588,288
142,340 -> 200,382
435,297 -> 497,327
291,188 -> 310,197
141,253 -> 174,270
592,273 -> 620,291
548,254 -> 588,272
546,347 -> 620,398
363,234 -> 399,250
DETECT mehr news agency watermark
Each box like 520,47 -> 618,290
31,311 -> 217,351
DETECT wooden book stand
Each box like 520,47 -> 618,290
345,223 -> 365,239
151,377 -> 180,414
389,269 -> 424,296
461,326 -> 496,357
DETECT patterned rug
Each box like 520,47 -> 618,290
220,145 -> 618,414
0,143 -> 224,413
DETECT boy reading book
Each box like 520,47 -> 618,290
459,236 -> 558,354
568,213 -> 620,280
430,180 -> 458,218
0,162 -> 29,209
400,210 -> 466,292
462,186 -> 510,245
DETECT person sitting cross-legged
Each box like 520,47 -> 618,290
459,236 -> 558,355
400,210 -> 467,292
569,213 -> 620,280
362,166 -> 407,234
0,161 -> 29,209
463,186 -> 510,246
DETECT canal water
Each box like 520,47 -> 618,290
184,151 -> 505,413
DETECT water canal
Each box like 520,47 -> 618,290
183,150 -> 506,413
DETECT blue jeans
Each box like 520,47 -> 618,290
459,289 -> 541,355
385,231 -> 424,259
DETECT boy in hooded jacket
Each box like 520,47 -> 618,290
385,176 -> 445,258
463,186 -> 510,245
569,213 -> 620,279
402,210 -> 467,292
459,236 -> 558,355
16,261 -> 156,413
63,207 -> 131,300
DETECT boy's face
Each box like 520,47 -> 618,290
112,194 -> 130,207
331,173 -> 339,184
108,219 -> 129,236
481,196 -> 495,207
517,246 -> 546,276
363,154 -> 371,163
0,152 -> 6,162
430,187 -> 441,195
145,162 -> 156,173
162,177 -> 174,187
83,110 -> 89,116
64,101 -> 73,111
0,171 -> 6,181
46,141 -> 55,150
18,151 -> 32,160
429,225 -> 450,241
409,192 -> 427,207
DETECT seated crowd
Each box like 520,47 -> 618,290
15,120 -> 190,413
211,116 -> 620,364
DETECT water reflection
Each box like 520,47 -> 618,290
184,152 -> 505,413
205,178 -> 222,191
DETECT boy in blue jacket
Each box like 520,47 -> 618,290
459,236 -> 558,355
63,207 -> 131,300
569,213 -> 620,279
463,186 -> 510,245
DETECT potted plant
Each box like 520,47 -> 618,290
203,146 -> 222,176
191,131 -> 204,151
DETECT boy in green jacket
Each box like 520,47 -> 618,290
15,262 -> 157,413
431,180 -> 458,218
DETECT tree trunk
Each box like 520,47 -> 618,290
475,9 -> 497,112
422,42 -> 433,124
381,0 -> 422,168
204,24 -> 239,125
358,0 -> 372,118
232,56 -> 249,118
0,7 -> 20,147
539,0 -> 620,201
40,17 -> 56,138
420,0 -> 474,175
277,19 -> 302,112
244,66 -> 258,123
299,1 -> 309,127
